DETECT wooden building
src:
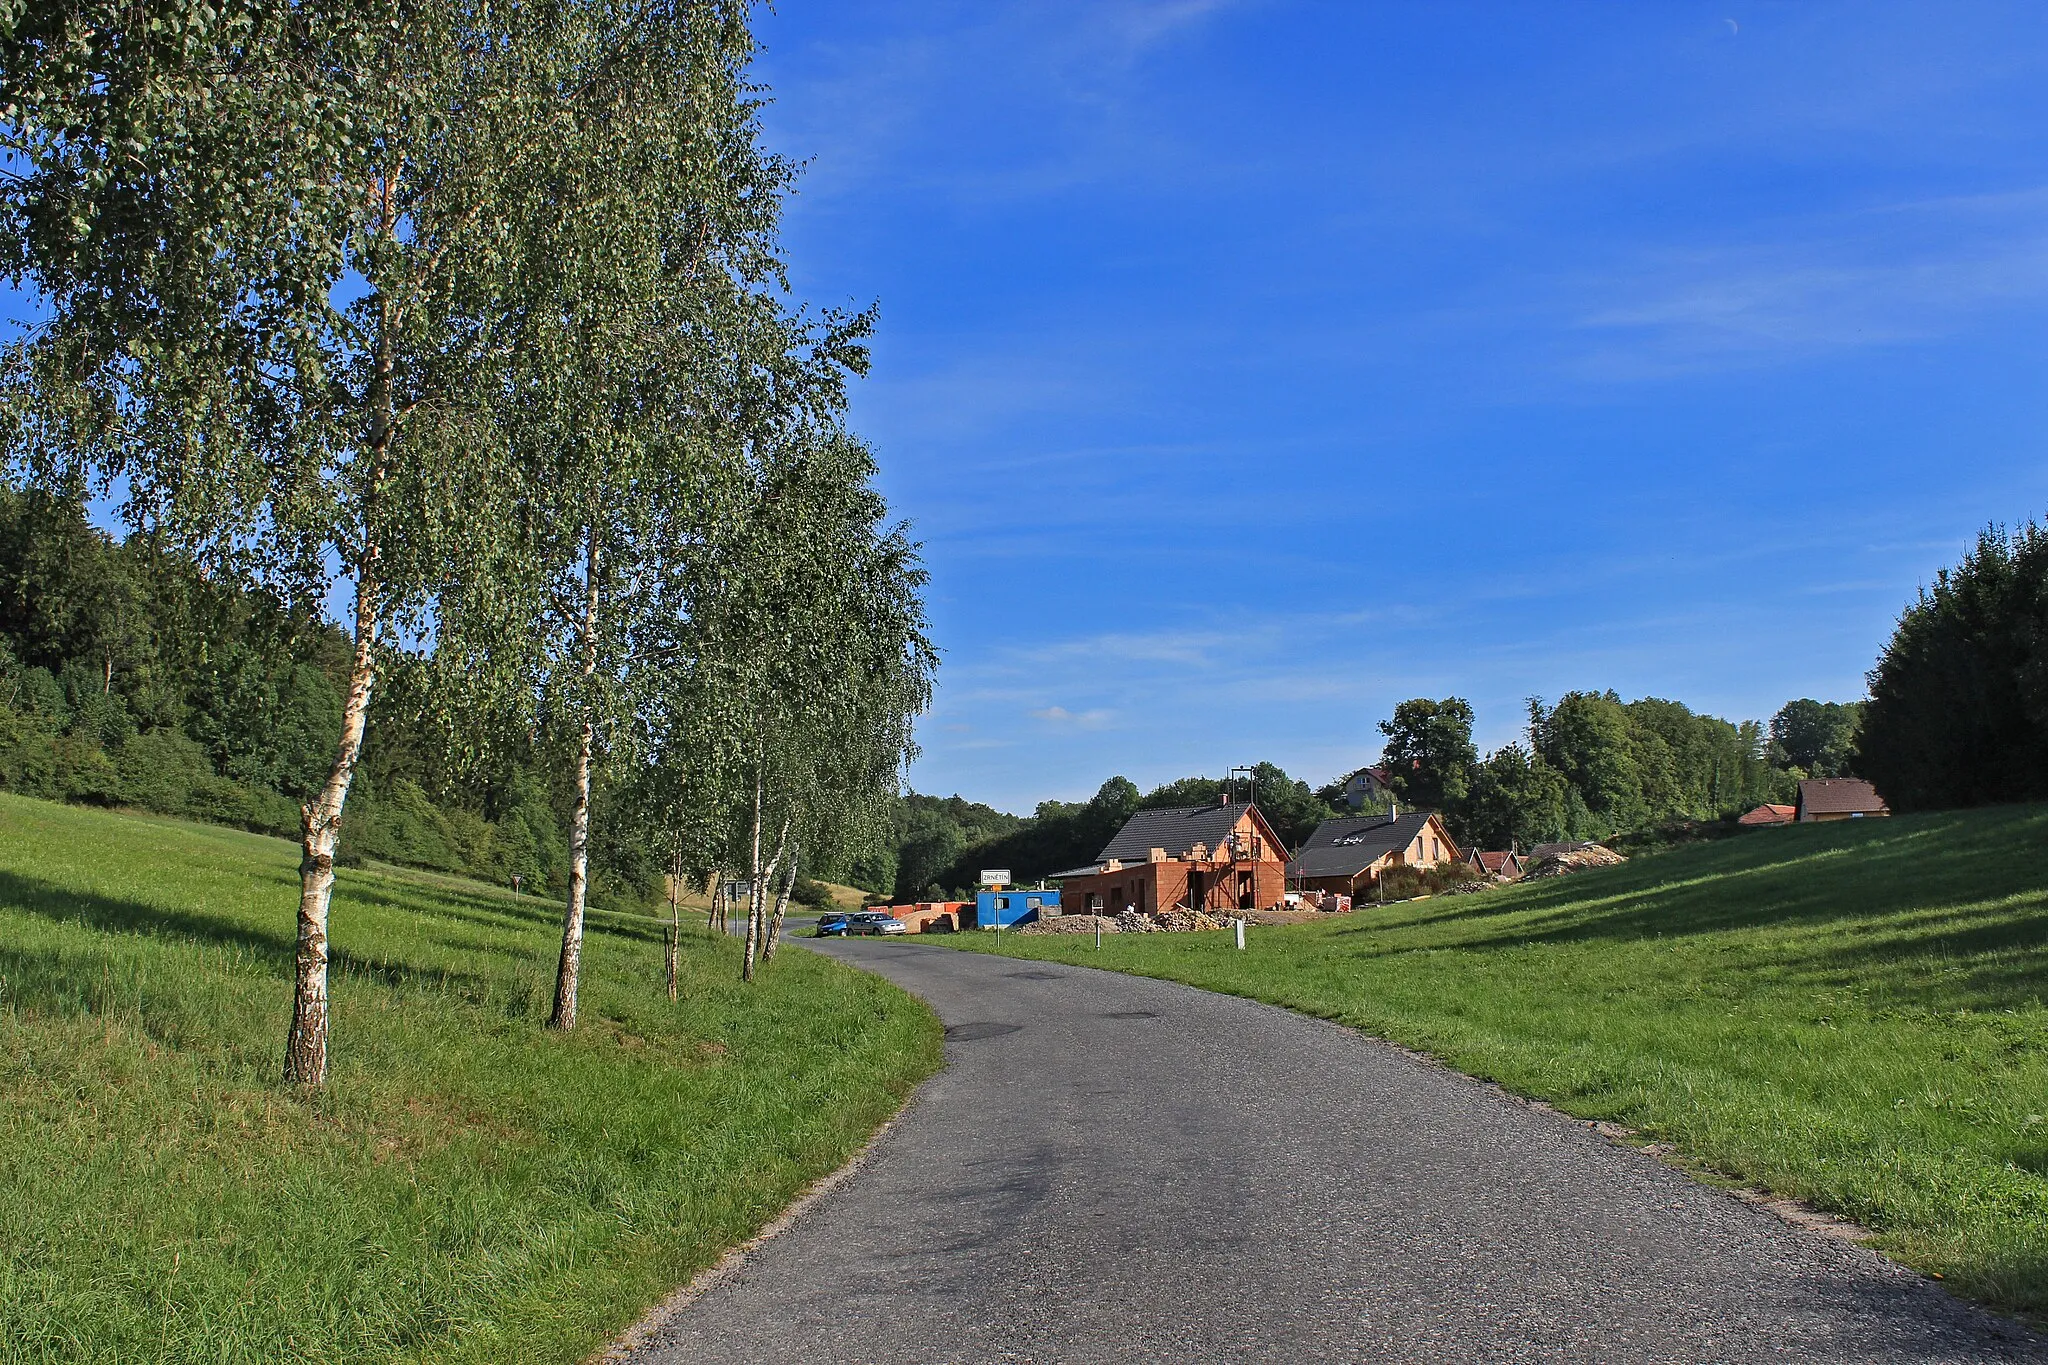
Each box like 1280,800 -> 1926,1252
1287,809 -> 1461,897
1465,847 -> 1526,879
1054,799 -> 1290,917
1795,778 -> 1889,822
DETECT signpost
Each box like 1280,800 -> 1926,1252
978,869 -> 1009,887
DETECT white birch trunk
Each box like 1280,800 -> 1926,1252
742,768 -> 764,981
762,843 -> 799,963
285,245 -> 400,1087
284,562 -> 380,1086
549,531 -> 602,1030
664,849 -> 681,1002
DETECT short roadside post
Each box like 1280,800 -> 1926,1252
1235,917 -> 1245,951
980,868 -> 1009,950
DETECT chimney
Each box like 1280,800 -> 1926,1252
1388,798 -> 1399,820
1219,791 -> 1232,806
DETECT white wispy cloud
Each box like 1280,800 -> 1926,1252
1567,187 -> 2048,377
1029,705 -> 1117,729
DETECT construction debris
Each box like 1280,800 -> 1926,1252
1012,914 -> 1120,936
1523,844 -> 1628,878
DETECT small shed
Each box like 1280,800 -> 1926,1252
1465,848 -> 1526,879
1795,779 -> 1889,823
1738,803 -> 1796,828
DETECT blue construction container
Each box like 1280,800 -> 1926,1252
975,888 -> 1059,928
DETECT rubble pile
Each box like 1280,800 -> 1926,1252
1153,910 -> 1230,932
1114,911 -> 1162,933
1524,845 -> 1628,879
1013,914 -> 1120,936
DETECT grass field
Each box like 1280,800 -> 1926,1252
0,793 -> 943,1364
946,805 -> 2048,1317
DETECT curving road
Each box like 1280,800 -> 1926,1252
625,937 -> 2043,1364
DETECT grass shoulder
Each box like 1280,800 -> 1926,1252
938,806 -> 2048,1318
0,793 -> 943,1365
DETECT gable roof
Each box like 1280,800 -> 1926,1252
1096,802 -> 1286,864
1797,778 -> 1888,817
1738,803 -> 1797,827
1469,849 -> 1523,875
1286,811 -> 1438,880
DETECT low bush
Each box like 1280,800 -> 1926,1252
1374,859 -> 1483,900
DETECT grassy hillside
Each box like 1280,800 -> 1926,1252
0,794 -> 942,1365
950,805 -> 2048,1316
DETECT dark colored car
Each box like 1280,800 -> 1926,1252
814,913 -> 853,937
847,911 -> 909,936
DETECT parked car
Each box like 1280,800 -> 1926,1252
847,911 -> 908,936
814,913 -> 853,937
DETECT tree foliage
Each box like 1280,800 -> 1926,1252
1378,697 -> 1478,814
0,2 -> 933,1073
1856,521 -> 2048,810
1769,699 -> 1862,778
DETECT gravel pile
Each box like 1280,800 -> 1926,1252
1524,845 -> 1628,878
1012,914 -> 1120,936
1153,910 -> 1231,932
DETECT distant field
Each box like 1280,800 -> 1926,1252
0,794 -> 942,1365
945,806 -> 2048,1317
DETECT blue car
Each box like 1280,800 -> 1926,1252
814,913 -> 853,937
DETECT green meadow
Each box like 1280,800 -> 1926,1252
952,806 -> 2048,1317
0,794 -> 942,1364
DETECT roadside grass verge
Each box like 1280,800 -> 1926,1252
944,805 -> 2048,1317
0,793 -> 942,1364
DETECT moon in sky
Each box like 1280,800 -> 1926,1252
1725,17 -> 1739,36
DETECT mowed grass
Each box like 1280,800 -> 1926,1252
950,805 -> 2048,1316
0,794 -> 942,1364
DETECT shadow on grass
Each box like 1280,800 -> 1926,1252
1323,807 -> 2048,1012
0,870 -> 503,1002
338,876 -> 669,949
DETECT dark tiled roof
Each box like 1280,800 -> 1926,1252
1797,778 -> 1888,817
1097,803 -> 1277,864
1286,812 -> 1433,880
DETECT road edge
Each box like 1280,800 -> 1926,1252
589,1021 -> 935,1361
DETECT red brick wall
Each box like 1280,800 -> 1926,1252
1059,860 -> 1287,915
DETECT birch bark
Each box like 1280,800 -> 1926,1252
664,851 -> 682,1002
549,531 -> 602,1030
284,267 -> 399,1087
761,845 -> 799,962
284,561 -> 380,1085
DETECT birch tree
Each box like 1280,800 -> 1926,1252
0,2 -> 589,1084
676,425 -> 933,979
428,0 -> 874,1028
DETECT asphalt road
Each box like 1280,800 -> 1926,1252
625,936 -> 2043,1364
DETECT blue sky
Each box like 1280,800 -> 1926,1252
749,1 -> 2048,813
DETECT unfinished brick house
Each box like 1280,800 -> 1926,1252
1053,799 -> 1290,916
1287,809 -> 1461,898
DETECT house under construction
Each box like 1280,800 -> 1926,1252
1052,797 -> 1290,916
